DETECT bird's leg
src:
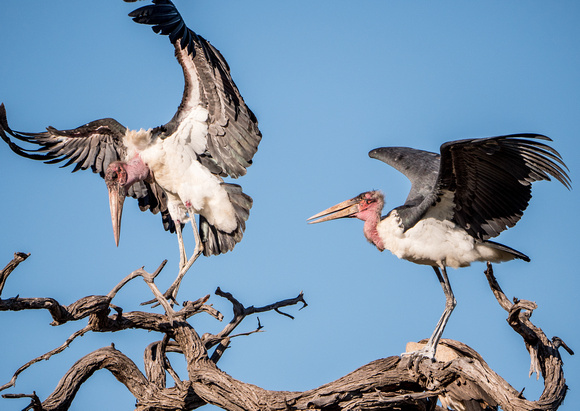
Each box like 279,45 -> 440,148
425,265 -> 456,354
175,220 -> 187,270
175,215 -> 204,289
403,265 -> 456,360
162,209 -> 204,304
188,210 -> 204,257
143,213 -> 204,307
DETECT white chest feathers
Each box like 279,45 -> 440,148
376,210 -> 512,268
123,113 -> 237,233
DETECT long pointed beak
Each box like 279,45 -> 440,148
107,183 -> 125,247
307,197 -> 361,224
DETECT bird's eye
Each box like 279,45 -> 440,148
366,199 -> 373,204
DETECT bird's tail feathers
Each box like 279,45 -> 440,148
199,183 -> 252,256
483,240 -> 530,262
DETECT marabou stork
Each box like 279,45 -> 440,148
0,0 -> 261,299
308,134 -> 570,359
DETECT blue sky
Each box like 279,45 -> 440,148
1,1 -> 579,409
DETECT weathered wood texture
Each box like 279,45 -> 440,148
0,254 -> 573,410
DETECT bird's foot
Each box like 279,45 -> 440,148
401,346 -> 435,359
141,251 -> 200,308
401,347 -> 436,371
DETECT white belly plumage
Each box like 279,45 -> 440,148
124,111 -> 237,233
377,212 -> 514,268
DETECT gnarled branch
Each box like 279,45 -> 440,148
0,254 -> 573,410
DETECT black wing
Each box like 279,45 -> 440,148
371,135 -> 570,238
129,0 -> 262,178
369,146 -> 441,228
0,103 -> 175,232
432,134 -> 570,240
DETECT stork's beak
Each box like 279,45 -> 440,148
107,183 -> 125,247
307,197 -> 360,224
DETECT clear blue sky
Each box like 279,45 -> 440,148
1,1 -> 579,409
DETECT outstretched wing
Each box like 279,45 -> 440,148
432,134 -> 570,240
0,103 -> 174,231
371,134 -> 570,239
129,0 -> 262,178
0,103 -> 127,177
369,146 -> 441,228
369,146 -> 441,206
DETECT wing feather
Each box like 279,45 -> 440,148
369,146 -> 441,228
129,0 -> 262,179
434,134 -> 570,240
1,103 -> 127,178
371,134 -> 570,238
1,103 -> 175,233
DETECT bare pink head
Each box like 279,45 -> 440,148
307,190 -> 385,250
104,156 -> 150,246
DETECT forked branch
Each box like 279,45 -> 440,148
0,255 -> 573,411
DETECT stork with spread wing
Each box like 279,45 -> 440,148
309,134 -> 570,358
1,0 -> 261,300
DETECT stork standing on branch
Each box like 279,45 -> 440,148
308,134 -> 570,359
0,0 -> 261,300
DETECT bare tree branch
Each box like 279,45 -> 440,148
0,326 -> 91,392
201,288 -> 307,353
107,260 -> 167,299
2,391 -> 42,411
38,346 -> 205,411
0,255 -> 573,411
0,252 -> 29,296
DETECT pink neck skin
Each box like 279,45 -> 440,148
356,206 -> 385,252
123,154 -> 150,188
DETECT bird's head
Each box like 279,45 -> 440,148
307,191 -> 385,224
104,162 -> 128,247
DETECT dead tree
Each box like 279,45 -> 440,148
0,253 -> 573,410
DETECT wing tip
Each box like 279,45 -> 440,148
0,102 -> 9,132
368,147 -> 380,159
129,0 -> 196,57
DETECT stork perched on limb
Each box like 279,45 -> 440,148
0,0 -> 261,302
308,134 -> 570,359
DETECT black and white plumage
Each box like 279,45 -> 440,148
1,0 -> 261,259
308,134 -> 570,358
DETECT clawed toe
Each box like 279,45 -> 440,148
401,347 -> 436,370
